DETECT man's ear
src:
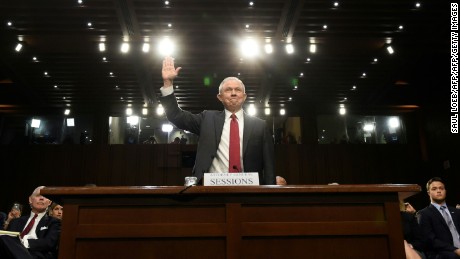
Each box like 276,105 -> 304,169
217,93 -> 223,102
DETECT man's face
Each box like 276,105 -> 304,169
427,181 -> 446,204
217,80 -> 247,113
29,187 -> 51,213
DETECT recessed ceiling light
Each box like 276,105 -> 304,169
7,21 -> 12,26
78,0 -> 83,4
373,58 -> 378,63
44,71 -> 48,76
333,2 -> 339,7
102,57 -> 107,61
352,85 -> 357,90
87,22 -> 92,27
249,1 -> 254,7
323,24 -> 328,30
15,43 -> 22,52
398,25 -> 404,30
109,72 -> 113,76
387,45 -> 395,54
98,43 -> 106,52
245,24 -> 250,29
415,2 -> 421,8
164,1 -> 169,5
32,56 -> 37,61
168,23 -> 172,28
362,72 -> 366,77
54,85 -> 58,88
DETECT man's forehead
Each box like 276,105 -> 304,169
430,181 -> 444,188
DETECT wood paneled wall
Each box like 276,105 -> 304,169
0,143 -> 430,213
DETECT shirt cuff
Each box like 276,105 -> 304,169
160,86 -> 174,96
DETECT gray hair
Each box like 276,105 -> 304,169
218,77 -> 245,94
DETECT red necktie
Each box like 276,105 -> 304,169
20,213 -> 38,238
229,114 -> 241,172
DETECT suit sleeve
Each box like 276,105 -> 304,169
160,93 -> 202,135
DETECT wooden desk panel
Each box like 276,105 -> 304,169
42,184 -> 420,259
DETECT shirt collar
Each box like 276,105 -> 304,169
224,109 -> 244,120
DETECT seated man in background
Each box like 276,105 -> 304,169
0,186 -> 61,259
418,177 -> 460,259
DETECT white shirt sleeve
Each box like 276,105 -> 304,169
160,86 -> 174,96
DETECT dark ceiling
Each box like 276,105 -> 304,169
0,0 -> 450,117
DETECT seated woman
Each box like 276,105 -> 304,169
48,202 -> 63,220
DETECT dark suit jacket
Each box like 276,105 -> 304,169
6,214 -> 60,259
418,204 -> 460,257
160,93 -> 275,184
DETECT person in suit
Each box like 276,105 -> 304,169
160,56 -> 275,184
0,186 -> 61,259
418,177 -> 460,258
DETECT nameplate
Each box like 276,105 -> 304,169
203,173 -> 259,186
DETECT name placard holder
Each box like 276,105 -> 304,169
203,173 -> 259,186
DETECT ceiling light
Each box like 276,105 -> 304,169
415,2 -> 421,8
280,108 -> 286,116
156,104 -> 165,115
351,85 -> 357,90
98,42 -> 106,52
339,107 -> 346,115
248,104 -> 257,116
44,71 -> 48,76
299,72 -> 304,77
323,24 -> 328,30
157,38 -> 175,56
386,45 -> 394,54
249,1 -> 254,6
127,116 -> 139,125
289,97 -> 292,101
398,25 -> 404,30
373,58 -> 378,63
264,108 -> 271,115
361,72 -> 366,77
388,117 -> 400,128
102,57 -> 107,61
162,124 -> 173,133
264,43 -> 273,54
240,38 -> 259,57
77,0 -> 83,4
54,85 -> 58,88
121,42 -> 130,53
109,72 -> 114,76
164,1 -> 169,5
245,24 -> 250,29
142,43 -> 150,53
285,44 -> 294,54
15,43 -> 23,52
87,22 -> 92,27
7,21 -> 12,26
31,119 -> 41,128
66,118 -> 75,127
306,57 -> 311,62
363,123 -> 375,132
126,108 -> 133,116
142,108 -> 148,115
333,2 -> 339,7
309,44 -> 316,53
64,109 -> 71,115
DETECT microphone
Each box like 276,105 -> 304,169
179,176 -> 198,194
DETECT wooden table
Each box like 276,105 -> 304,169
42,184 -> 420,259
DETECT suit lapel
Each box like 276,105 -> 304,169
215,111 -> 225,145
430,204 -> 451,230
242,112 -> 253,156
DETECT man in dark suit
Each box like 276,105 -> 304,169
418,177 -> 460,258
0,186 -> 60,259
160,57 -> 275,184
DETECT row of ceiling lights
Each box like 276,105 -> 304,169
5,0 -> 423,116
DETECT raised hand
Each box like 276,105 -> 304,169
162,56 -> 182,87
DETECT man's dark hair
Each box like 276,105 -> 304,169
426,177 -> 445,191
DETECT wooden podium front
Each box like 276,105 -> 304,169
42,184 -> 420,259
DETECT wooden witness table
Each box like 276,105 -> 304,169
42,184 -> 420,259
